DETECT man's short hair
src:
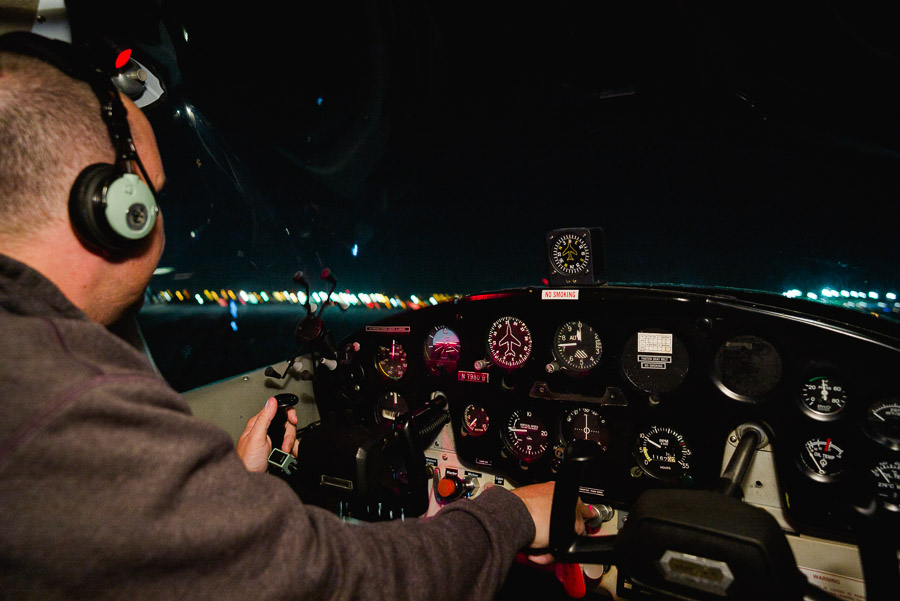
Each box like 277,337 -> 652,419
0,50 -> 115,238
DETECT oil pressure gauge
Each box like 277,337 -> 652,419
799,376 -> 847,419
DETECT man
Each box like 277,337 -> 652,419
0,33 -> 584,600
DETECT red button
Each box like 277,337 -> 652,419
437,477 -> 458,498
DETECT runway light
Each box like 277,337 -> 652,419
868,291 -> 879,299
194,294 -> 204,304
807,292 -> 818,300
351,243 -> 359,257
230,321 -> 238,332
887,293 -> 897,300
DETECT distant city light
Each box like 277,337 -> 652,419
351,243 -> 359,257
153,267 -> 175,275
230,321 -> 238,332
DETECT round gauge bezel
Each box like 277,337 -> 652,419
487,316 -> 533,370
797,436 -> 847,483
871,460 -> 900,511
559,406 -> 609,451
462,404 -> 490,437
862,399 -> 900,452
550,232 -> 591,276
797,375 -> 848,422
424,325 -> 461,375
552,321 -> 603,373
374,339 -> 408,381
502,409 -> 549,463
374,391 -> 408,424
632,425 -> 693,483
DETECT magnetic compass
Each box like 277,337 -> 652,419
546,228 -> 599,285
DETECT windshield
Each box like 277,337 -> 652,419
133,3 -> 900,390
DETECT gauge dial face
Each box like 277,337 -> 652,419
561,407 -> 609,450
799,437 -> 846,481
375,340 -> 408,380
462,404 -> 490,437
871,460 -> 900,509
553,321 -> 602,373
375,391 -> 408,423
863,400 -> 900,451
487,316 -> 533,370
800,377 -> 847,417
622,329 -> 689,396
550,232 -> 591,275
424,325 -> 461,374
633,425 -> 693,482
503,409 -> 549,463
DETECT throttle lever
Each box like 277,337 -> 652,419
267,393 -> 299,452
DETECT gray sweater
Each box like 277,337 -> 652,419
0,254 -> 534,600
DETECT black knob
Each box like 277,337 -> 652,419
268,393 -> 299,451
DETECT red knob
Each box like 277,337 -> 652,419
437,477 -> 459,499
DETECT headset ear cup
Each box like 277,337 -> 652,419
70,163 -> 122,252
69,163 -> 158,253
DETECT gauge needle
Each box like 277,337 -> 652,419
508,428 -> 528,434
806,445 -> 825,474
644,437 -> 662,449
558,342 -> 578,347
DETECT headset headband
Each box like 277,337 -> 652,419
0,31 -> 155,193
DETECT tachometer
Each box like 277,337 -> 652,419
633,425 -> 693,483
487,316 -> 532,370
552,321 -> 602,373
502,409 -> 548,463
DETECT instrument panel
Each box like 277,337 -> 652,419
314,286 -> 900,537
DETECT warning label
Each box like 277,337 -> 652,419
798,567 -> 865,601
638,332 -> 672,354
638,354 -> 672,370
541,289 -> 580,300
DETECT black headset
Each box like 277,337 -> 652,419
0,31 -> 158,253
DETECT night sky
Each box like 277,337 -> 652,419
131,2 -> 900,297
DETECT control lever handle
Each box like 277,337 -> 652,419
267,393 -> 299,452
548,440 -> 617,563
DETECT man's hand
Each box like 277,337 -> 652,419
236,397 -> 299,473
511,481 -> 595,564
